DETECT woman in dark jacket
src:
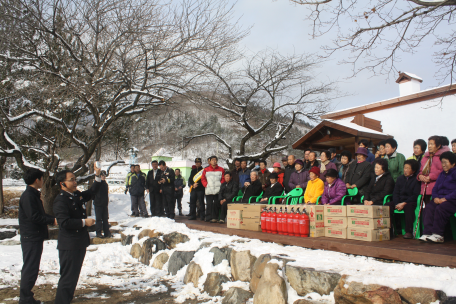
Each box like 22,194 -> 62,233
288,159 -> 310,190
363,158 -> 395,206
344,147 -> 372,204
338,150 -> 353,181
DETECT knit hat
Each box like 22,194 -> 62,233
309,166 -> 320,176
355,147 -> 369,157
269,172 -> 279,179
281,156 -> 288,161
273,162 -> 281,168
294,159 -> 304,166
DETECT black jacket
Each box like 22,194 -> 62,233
241,179 -> 263,204
174,175 -> 185,197
344,161 -> 372,196
283,164 -> 296,193
94,180 -> 109,207
53,181 -> 100,250
364,172 -> 395,205
230,167 -> 241,186
188,166 -> 205,192
146,168 -> 162,194
129,172 -> 147,196
19,186 -> 55,242
263,182 -> 284,199
305,160 -> 320,171
159,167 -> 175,190
392,173 -> 421,206
219,180 -> 239,202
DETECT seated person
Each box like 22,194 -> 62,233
272,162 -> 285,186
288,159 -> 310,190
319,150 -> 337,182
241,171 -> 263,204
420,151 -> 456,243
259,173 -> 284,203
344,147 -> 372,204
304,167 -> 324,204
321,169 -> 347,205
339,150 -> 354,181
363,158 -> 395,206
218,172 -> 239,223
386,159 -> 421,239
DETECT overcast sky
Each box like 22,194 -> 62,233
227,0 -> 444,112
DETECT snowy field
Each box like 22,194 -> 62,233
1,188 -> 456,303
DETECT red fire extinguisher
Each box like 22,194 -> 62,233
271,207 -> 278,234
282,207 -> 288,236
299,209 -> 310,237
261,207 -> 267,233
266,207 -> 273,233
288,207 -> 295,236
293,208 -> 301,237
277,207 -> 283,235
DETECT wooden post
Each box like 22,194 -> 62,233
354,136 -> 359,155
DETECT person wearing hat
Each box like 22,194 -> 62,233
94,170 -> 111,238
257,160 -> 271,189
304,166 -> 324,204
124,164 -> 135,194
288,159 -> 310,191
146,160 -> 163,217
273,162 -> 285,186
322,168 -> 347,205
284,155 -> 296,193
344,147 -> 373,204
188,158 -> 205,220
281,156 -> 288,169
259,172 -> 284,202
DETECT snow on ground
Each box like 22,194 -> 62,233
1,188 -> 456,303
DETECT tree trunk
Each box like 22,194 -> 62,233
41,174 -> 61,216
0,157 -> 4,214
87,162 -> 94,216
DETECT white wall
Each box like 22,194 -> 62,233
338,94 -> 456,157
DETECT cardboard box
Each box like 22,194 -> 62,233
242,211 -> 261,219
324,205 -> 347,217
348,205 -> 390,218
324,216 -> 348,228
347,228 -> 391,242
347,217 -> 391,229
325,227 -> 347,239
242,204 -> 268,213
305,205 -> 325,222
227,204 -> 245,211
240,218 -> 262,232
310,227 -> 325,237
227,210 -> 242,229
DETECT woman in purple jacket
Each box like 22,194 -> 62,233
420,151 -> 456,243
319,151 -> 337,182
321,169 -> 347,205
288,159 -> 310,190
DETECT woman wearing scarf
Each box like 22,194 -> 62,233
319,151 -> 337,182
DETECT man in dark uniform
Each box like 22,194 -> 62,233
53,164 -> 101,304
129,164 -> 148,217
174,169 -> 185,216
146,160 -> 163,217
188,158 -> 205,221
19,168 -> 57,304
94,171 -> 111,238
158,160 -> 176,219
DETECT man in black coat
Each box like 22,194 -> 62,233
218,172 -> 239,223
94,171 -> 110,238
174,169 -> 185,216
19,168 -> 56,304
283,155 -> 296,193
344,147 -> 372,204
129,164 -> 148,217
188,158 -> 205,220
241,171 -> 263,204
146,160 -> 163,217
230,158 -> 242,186
158,160 -> 176,219
259,173 -> 284,203
53,165 -> 101,304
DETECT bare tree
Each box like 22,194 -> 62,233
0,0 -> 246,214
289,0 -> 456,83
184,49 -> 337,169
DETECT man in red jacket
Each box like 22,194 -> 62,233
201,156 -> 225,223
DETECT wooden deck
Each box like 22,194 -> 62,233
174,216 -> 456,268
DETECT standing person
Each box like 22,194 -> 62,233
384,138 -> 406,182
125,165 -> 135,194
339,150 -> 354,181
408,139 -> 427,169
238,160 -> 251,189
329,148 -> 341,170
230,158 -> 242,186
377,140 -> 387,159
288,159 -> 310,190
305,151 -> 320,171
129,165 -> 148,217
201,156 -> 225,223
304,149 -> 311,166
283,155 -> 296,193
358,139 -> 375,163
146,160 -> 163,217
53,164 -> 101,304
272,162 -> 285,186
174,169 -> 185,216
319,151 -> 337,182
251,160 -> 260,172
257,160 -> 271,189
158,161 -> 176,219
218,172 -> 239,223
321,169 -> 347,205
281,156 -> 288,168
451,139 -> 456,153
344,147 -> 373,204
94,171 -> 111,238
188,158 -> 205,221
19,169 -> 57,304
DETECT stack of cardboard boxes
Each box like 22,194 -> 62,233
305,205 -> 325,237
227,204 -> 268,232
323,205 -> 391,242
